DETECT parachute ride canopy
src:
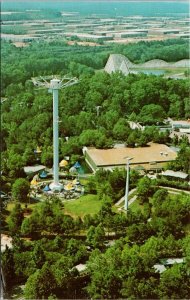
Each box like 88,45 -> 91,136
59,159 -> 69,167
43,185 -> 50,192
64,182 -> 75,191
73,161 -> 81,169
72,179 -> 80,185
34,146 -> 42,154
39,170 -> 48,178
31,179 -> 38,186
69,166 -> 77,174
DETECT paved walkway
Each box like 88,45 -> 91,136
159,186 -> 190,195
115,186 -> 190,212
115,188 -> 136,207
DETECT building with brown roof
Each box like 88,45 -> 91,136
83,143 -> 177,173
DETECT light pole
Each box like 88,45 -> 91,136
124,157 -> 133,212
32,75 -> 78,192
96,106 -> 102,117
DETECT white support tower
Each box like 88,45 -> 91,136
32,75 -> 78,191
124,157 -> 133,212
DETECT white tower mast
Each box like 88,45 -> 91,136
32,75 -> 78,191
124,157 -> 133,212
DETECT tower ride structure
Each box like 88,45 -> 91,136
32,75 -> 78,191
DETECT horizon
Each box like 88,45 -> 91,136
1,0 -> 189,2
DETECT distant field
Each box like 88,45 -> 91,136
64,194 -> 102,219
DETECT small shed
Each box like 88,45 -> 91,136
161,170 -> 188,181
24,165 -> 46,177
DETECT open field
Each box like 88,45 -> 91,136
64,194 -> 102,219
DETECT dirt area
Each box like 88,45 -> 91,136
67,41 -> 101,47
12,42 -> 29,47
1,234 -> 12,252
105,36 -> 170,44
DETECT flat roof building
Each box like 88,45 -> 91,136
83,143 -> 177,173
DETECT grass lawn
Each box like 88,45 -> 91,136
64,194 -> 102,219
6,201 -> 39,212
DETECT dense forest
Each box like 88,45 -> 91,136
1,39 -> 189,94
1,39 -> 190,182
1,38 -> 190,299
2,178 -> 190,299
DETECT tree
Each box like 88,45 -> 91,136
137,176 -> 153,204
158,264 -> 190,299
87,225 -> 96,247
51,256 -> 73,291
113,118 -> 131,140
2,246 -> 15,288
79,129 -> 111,148
8,203 -> 24,234
138,104 -> 166,125
152,189 -> 168,208
6,149 -> 26,178
93,225 -> 105,248
32,241 -> 46,269
41,146 -> 53,167
21,217 -> 33,236
24,263 -> 56,299
12,178 -> 30,202
99,196 -> 114,219
87,248 -> 123,299
97,182 -> 113,199
127,130 -> 139,147
170,145 -> 190,174
14,251 -> 36,282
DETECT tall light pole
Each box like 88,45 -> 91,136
124,157 -> 133,212
96,105 -> 102,117
32,75 -> 78,191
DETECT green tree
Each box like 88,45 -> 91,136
12,178 -> 30,202
8,203 -> 24,234
87,248 -> 123,299
2,247 -> 15,288
52,256 -> 73,290
152,189 -> 168,208
158,264 -> 190,299
137,176 -> 153,204
113,118 -> 131,140
32,241 -> 46,269
138,104 -> 166,125
24,263 -> 56,299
